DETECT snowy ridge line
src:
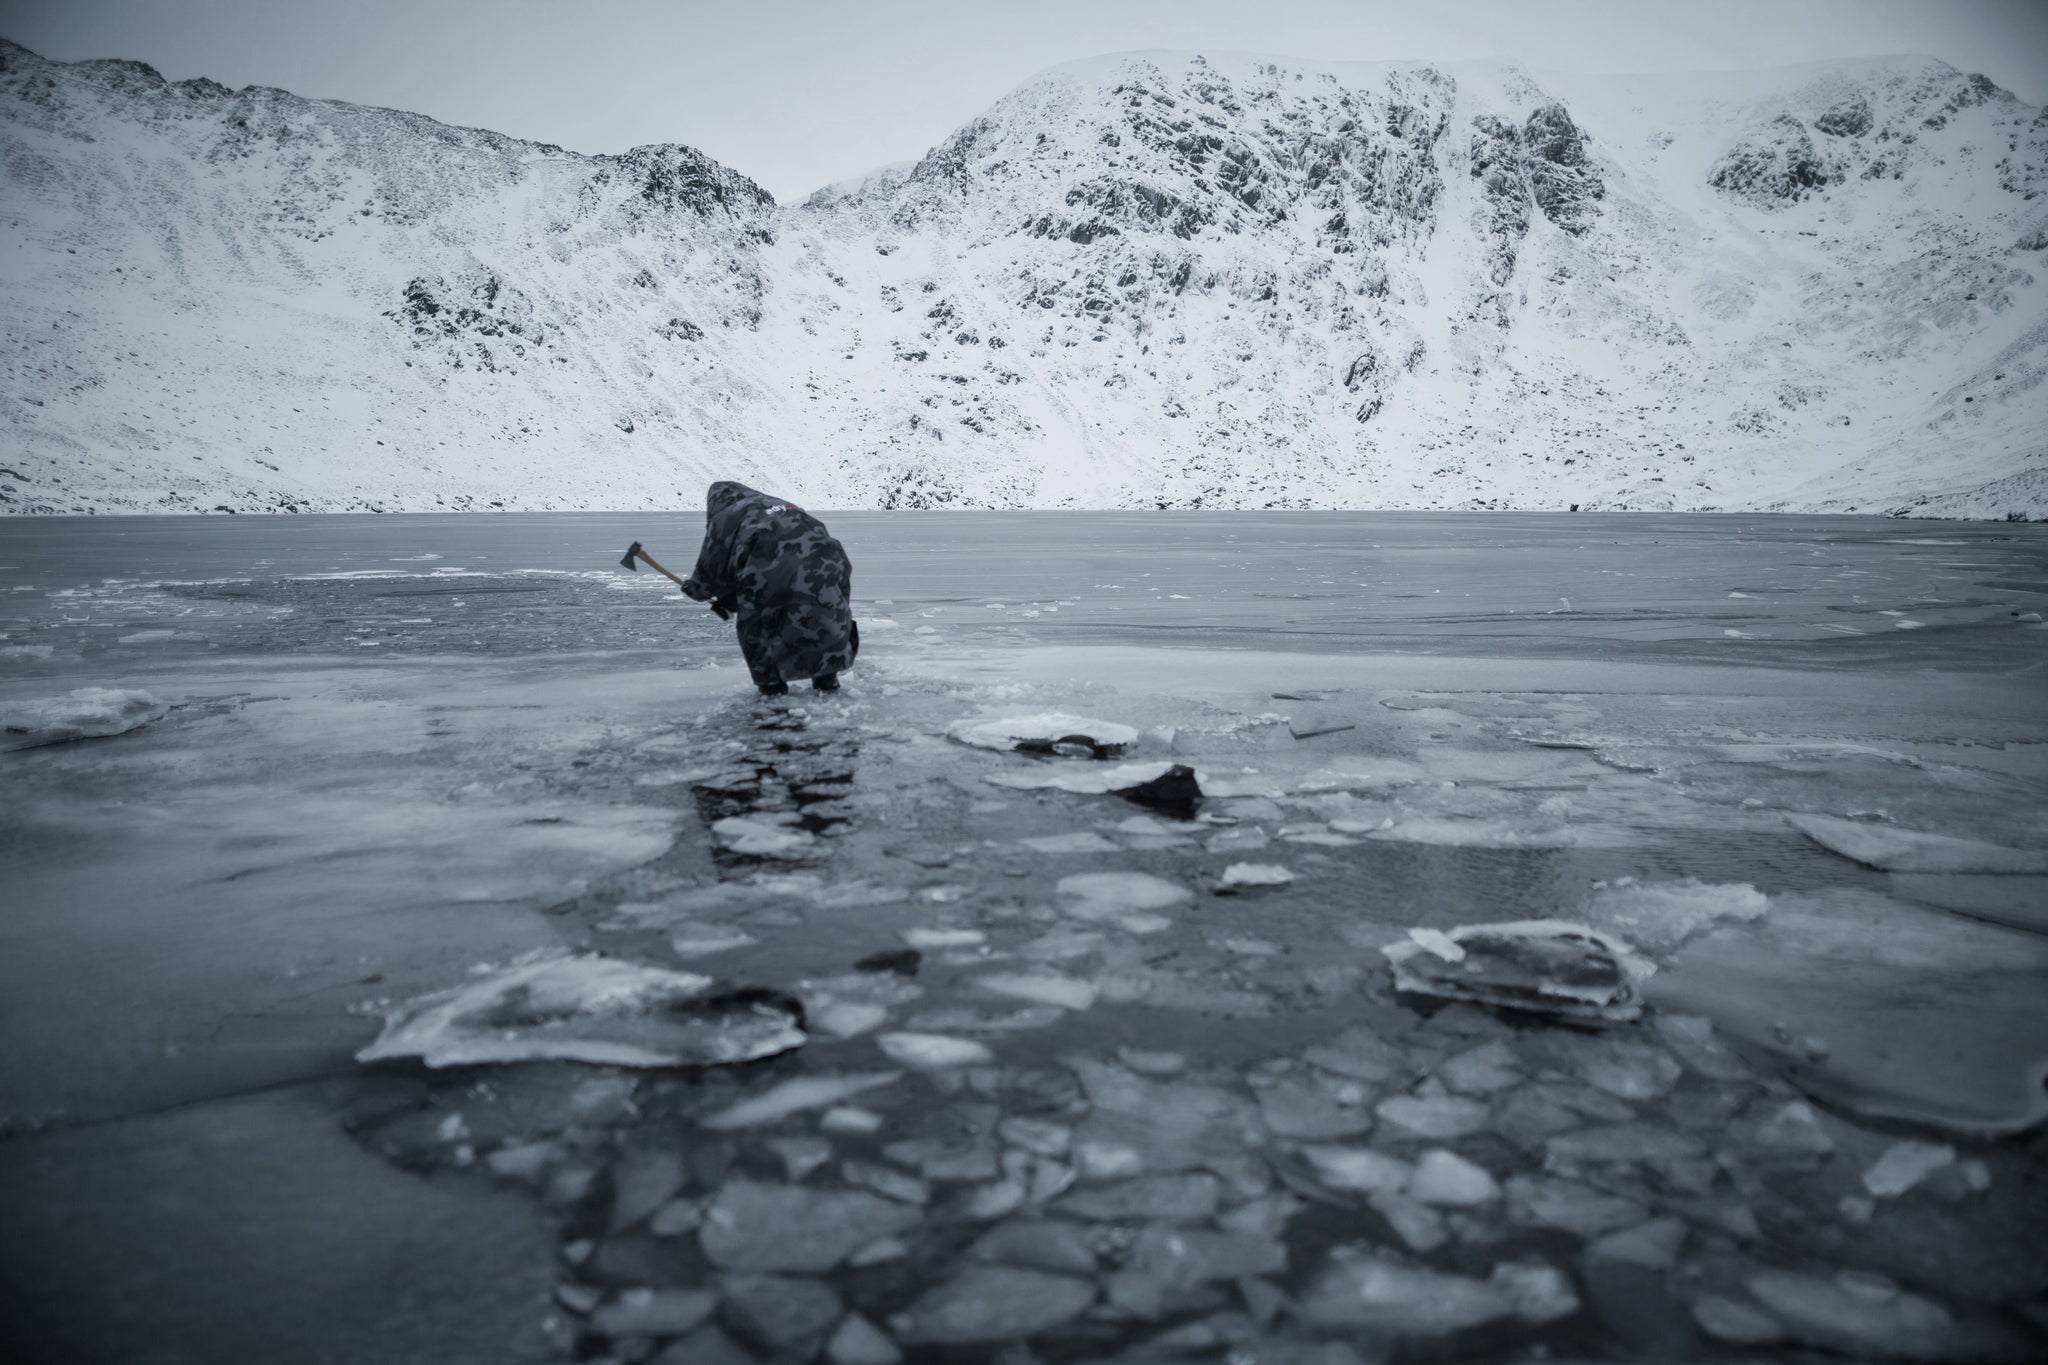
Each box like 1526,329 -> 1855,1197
0,40 -> 2044,517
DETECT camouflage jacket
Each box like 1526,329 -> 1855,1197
681,481 -> 857,685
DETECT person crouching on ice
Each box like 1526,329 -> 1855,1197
680,481 -> 859,696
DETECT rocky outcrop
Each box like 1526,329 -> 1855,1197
1815,96 -> 1872,137
1709,114 -> 1837,208
1522,104 -> 1603,234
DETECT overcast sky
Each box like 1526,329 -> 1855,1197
3,0 -> 2043,201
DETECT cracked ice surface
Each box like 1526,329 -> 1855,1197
4,510 -> 2047,1364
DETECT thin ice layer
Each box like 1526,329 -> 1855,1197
357,951 -> 803,1068
0,687 -> 169,748
1789,814 -> 2048,874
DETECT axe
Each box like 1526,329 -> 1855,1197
619,540 -> 689,588
621,540 -> 734,619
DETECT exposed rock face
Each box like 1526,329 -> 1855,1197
1815,96 -> 1873,137
1,41 -> 2043,517
1709,114 -> 1837,207
1521,103 -> 1603,233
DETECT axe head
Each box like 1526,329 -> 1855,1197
620,540 -> 642,571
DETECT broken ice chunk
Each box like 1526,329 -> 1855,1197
667,922 -> 759,959
1020,831 -> 1122,854
1374,1093 -> 1489,1139
699,1179 -> 921,1272
1437,1040 -> 1522,1094
903,927 -> 985,950
877,1032 -> 994,1069
712,816 -> 817,859
1256,1076 -> 1374,1139
826,1313 -> 902,1365
1491,1260 -> 1580,1325
700,1071 -> 902,1131
976,971 -> 1097,1011
356,952 -> 802,1068
1743,1268 -> 1991,1361
1218,862 -> 1293,891
1057,871 -> 1191,931
1383,920 -> 1653,1022
590,1287 -> 716,1338
948,712 -> 1138,759
1574,878 -> 1770,957
1406,1150 -> 1500,1206
893,1265 -> 1096,1343
1055,1172 -> 1221,1223
1862,1140 -> 1957,1198
1302,1145 -> 1411,1195
1586,1217 -> 1688,1271
1299,1248 -> 1514,1335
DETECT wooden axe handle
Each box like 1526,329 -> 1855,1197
630,546 -> 691,590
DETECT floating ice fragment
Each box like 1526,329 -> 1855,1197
699,1179 -> 921,1272
902,927 -> 984,950
1057,872 -> 1191,929
723,1273 -> 844,1348
987,760 -> 1175,795
1438,1040 -> 1521,1094
667,922 -> 759,959
769,1137 -> 833,1182
948,712 -> 1138,759
1020,831 -> 1121,854
0,687 -> 169,749
356,952 -> 803,1068
1302,1145 -> 1411,1195
1383,920 -> 1653,1021
826,1312 -> 902,1365
1219,862 -> 1293,890
820,1105 -> 883,1135
1300,1249 -> 1513,1335
1587,1217 -> 1688,1270
712,816 -> 817,859
893,1265 -> 1096,1344
701,1071 -> 902,1131
591,1287 -> 716,1338
1407,1150 -> 1501,1206
1375,1094 -> 1489,1139
976,971 -> 1097,1011
1055,1172 -> 1220,1223
1691,1294 -> 1786,1346
877,1031 -> 993,1069
1789,814 -> 2048,874
1743,1268 -> 2000,1361
1492,1261 -> 1580,1324
1575,878 -> 1770,957
1862,1140 -> 1956,1198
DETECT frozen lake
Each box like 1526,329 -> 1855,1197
3,511 -> 2046,1363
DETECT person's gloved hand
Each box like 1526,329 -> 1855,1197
711,596 -> 737,621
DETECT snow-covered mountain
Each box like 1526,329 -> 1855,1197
2,38 -> 2043,515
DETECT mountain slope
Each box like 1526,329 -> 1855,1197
2,39 -> 2043,515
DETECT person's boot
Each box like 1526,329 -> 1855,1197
811,673 -> 840,692
758,679 -> 789,697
